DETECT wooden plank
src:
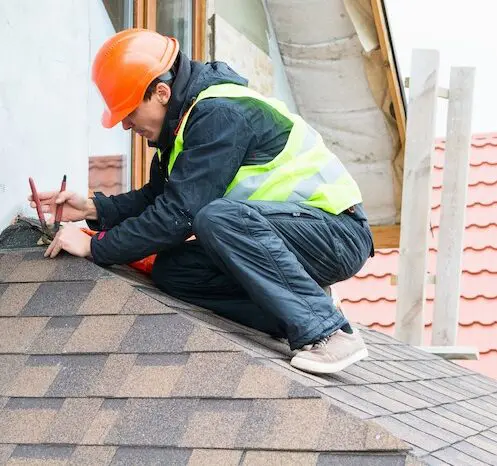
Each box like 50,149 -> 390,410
131,134 -> 144,189
431,67 -> 476,347
394,49 -> 439,346
370,0 -> 406,144
371,224 -> 400,249
193,0 -> 207,61
144,0 -> 156,29
391,274 -> 435,286
133,0 -> 145,28
405,77 -> 449,99
417,346 -> 479,361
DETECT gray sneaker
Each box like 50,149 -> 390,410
290,329 -> 368,374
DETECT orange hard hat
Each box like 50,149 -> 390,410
92,28 -> 179,128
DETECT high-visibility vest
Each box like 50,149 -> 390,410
160,84 -> 362,215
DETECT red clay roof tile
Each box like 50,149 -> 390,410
340,132 -> 497,380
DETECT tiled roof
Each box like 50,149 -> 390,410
89,155 -> 125,197
335,132 -> 497,380
2,247 -> 497,465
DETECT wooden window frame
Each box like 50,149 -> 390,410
131,0 -> 206,189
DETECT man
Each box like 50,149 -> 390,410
32,29 -> 374,375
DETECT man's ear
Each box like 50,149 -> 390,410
155,82 -> 171,106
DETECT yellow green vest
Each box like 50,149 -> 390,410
160,84 -> 362,215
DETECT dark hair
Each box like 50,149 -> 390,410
143,55 -> 179,101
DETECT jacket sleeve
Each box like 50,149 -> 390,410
86,159 -> 159,231
90,100 -> 256,265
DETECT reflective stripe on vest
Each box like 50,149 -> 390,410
166,84 -> 362,215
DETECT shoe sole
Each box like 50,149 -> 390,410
290,347 -> 369,374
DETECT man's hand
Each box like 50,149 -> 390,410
44,223 -> 92,259
28,191 -> 97,223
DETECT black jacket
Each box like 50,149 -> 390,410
89,53 -> 293,265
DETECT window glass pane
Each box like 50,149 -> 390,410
88,0 -> 134,197
157,0 -> 193,57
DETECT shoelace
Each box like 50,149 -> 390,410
312,334 -> 331,349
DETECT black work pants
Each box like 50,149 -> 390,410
151,199 -> 373,350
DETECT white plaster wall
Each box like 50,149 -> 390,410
0,0 -> 131,230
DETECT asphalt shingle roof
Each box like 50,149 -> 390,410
1,246 -> 497,465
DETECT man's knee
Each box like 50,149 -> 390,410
193,198 -> 239,237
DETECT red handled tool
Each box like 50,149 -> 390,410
54,175 -> 66,233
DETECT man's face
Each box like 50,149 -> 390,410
121,83 -> 171,142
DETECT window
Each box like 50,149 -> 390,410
88,1 -> 134,197
157,0 -> 193,57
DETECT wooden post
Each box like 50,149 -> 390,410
395,49 -> 439,345
432,67 -> 475,346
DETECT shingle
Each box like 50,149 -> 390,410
5,365 -> 60,396
288,381 -> 321,398
457,400 -> 497,424
396,381 -> 456,405
236,334 -> 294,358
105,399 -> 198,446
181,410 -> 248,448
0,402 -> 60,443
244,451 -> 319,465
482,429 -> 497,443
140,287 -> 198,311
0,251 -> 24,281
342,361 -> 395,383
0,445 -> 15,464
117,365 -> 185,398
81,409 -> 120,445
465,395 -> 497,418
5,253 -> 57,282
28,317 -> 82,353
392,413 -> 461,444
431,446 -> 489,466
188,449 -> 243,466
411,409 -> 479,438
416,380 -> 467,402
69,446 -> 117,466
118,314 -> 236,353
373,361 -> 419,381
0,283 -> 39,316
0,355 -> 28,394
367,384 -> 432,409
341,385 -> 413,413
63,315 -> 135,353
181,308 -> 259,334
316,453 -> 406,466
121,289 -> 177,315
110,447 -> 192,465
265,358 -> 329,387
44,355 -> 108,397
317,386 -> 390,417
214,332 -> 287,358
387,361 -> 438,380
362,330 -> 399,345
172,352 -> 252,398
452,440 -> 497,464
465,433 -> 497,456
11,445 -> 74,459
429,378 -> 476,400
430,405 -> 489,431
452,376 -> 494,396
0,317 -> 48,352
77,278 -> 134,315
372,416 -> 448,452
21,281 -> 95,316
392,345 -> 439,361
401,361 -> 448,379
90,354 -> 137,397
48,254 -> 110,281
44,398 -> 103,443
6,397 -> 64,409
235,365 -> 291,398
232,399 -> 405,452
